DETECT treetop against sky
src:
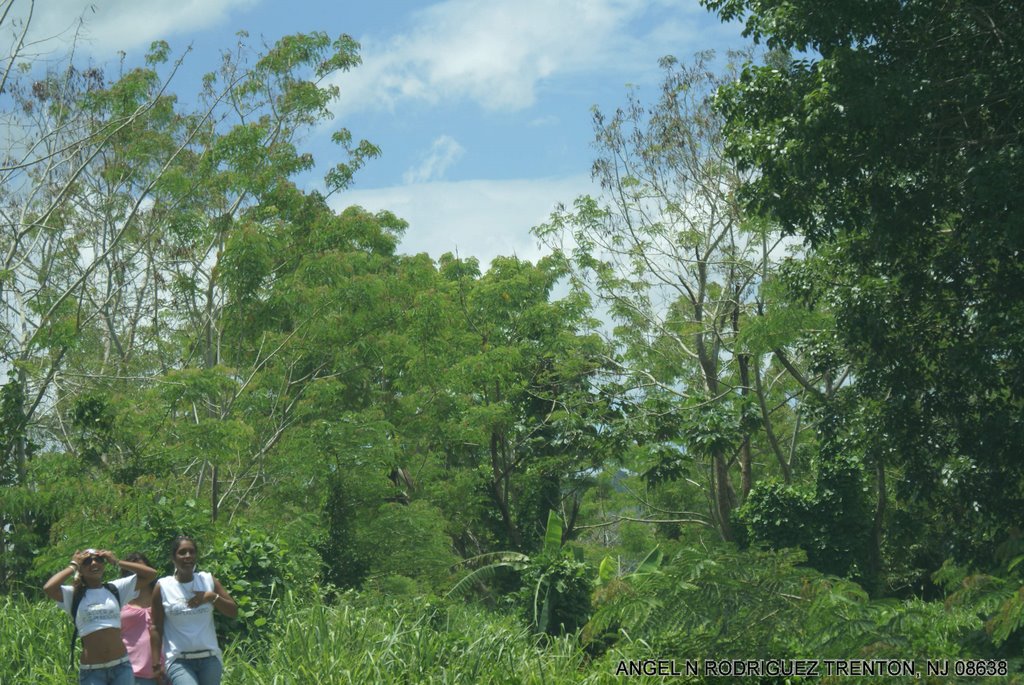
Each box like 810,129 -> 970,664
9,0 -> 747,267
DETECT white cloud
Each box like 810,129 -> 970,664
333,173 -> 596,268
333,0 -> 704,115
528,114 -> 559,127
13,0 -> 257,56
402,135 -> 465,184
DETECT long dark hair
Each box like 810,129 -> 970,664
122,551 -> 155,587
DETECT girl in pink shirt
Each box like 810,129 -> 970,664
120,552 -> 162,684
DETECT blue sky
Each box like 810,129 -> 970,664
25,0 -> 748,266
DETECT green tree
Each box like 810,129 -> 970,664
703,0 -> 1024,572
0,27 -> 375,474
534,52 -> 827,543
0,22 -> 383,592
428,254 -> 614,554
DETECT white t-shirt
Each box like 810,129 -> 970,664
158,571 -> 222,662
57,575 -> 139,637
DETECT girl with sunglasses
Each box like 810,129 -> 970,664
44,548 -> 158,685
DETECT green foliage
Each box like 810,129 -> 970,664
679,396 -> 743,462
521,512 -> 593,635
361,501 -> 457,593
617,521 -> 658,559
204,527 -> 309,641
0,596 -> 68,682
69,394 -> 117,471
3,573 -> 1023,683
934,548 -> 1024,658
517,554 -> 592,636
0,479 -> 64,595
6,6 -> 1022,680
738,480 -> 815,551
1,593 -> 595,684
739,454 -> 873,580
223,595 -> 611,684
447,550 -> 531,599
450,512 -> 593,636
2,21 -> 610,631
586,541 -> 1015,684
28,477 -> 212,591
703,0 -> 1024,570
318,469 -> 373,591
220,223 -> 273,302
532,50 -> 820,543
0,379 -> 34,483
408,253 -> 614,554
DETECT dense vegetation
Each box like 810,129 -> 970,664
2,0 -> 1022,682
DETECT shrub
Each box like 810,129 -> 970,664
204,526 -> 312,642
737,454 -> 873,581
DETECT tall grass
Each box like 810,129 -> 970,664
0,595 -> 71,682
225,598 -> 620,684
2,594 -> 662,684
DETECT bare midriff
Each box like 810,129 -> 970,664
80,627 -> 129,664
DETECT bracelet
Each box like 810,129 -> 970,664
69,561 -> 80,570
211,593 -> 221,605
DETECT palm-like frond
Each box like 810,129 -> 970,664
446,552 -> 530,599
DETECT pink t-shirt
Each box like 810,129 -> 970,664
120,604 -> 158,677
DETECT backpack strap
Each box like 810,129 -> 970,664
68,584 -> 86,670
68,582 -> 122,669
104,581 -> 121,607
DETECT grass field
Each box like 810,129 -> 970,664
1,595 -> 654,684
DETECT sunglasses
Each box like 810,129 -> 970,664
83,556 -> 106,565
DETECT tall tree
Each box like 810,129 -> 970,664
703,0 -> 1024,569
534,52 -> 825,541
0,29 -> 375,473
422,254 -> 614,553
0,23 -> 380,594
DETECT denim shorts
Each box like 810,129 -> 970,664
166,655 -> 223,685
78,659 -> 134,685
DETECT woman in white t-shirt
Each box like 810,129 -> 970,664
43,548 -> 158,685
150,536 -> 237,685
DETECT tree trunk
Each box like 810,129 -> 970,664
753,355 -> 793,483
14,367 -> 27,483
211,463 -> 219,522
713,449 -> 735,541
490,430 -> 520,548
737,351 -> 753,498
868,455 -> 886,595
